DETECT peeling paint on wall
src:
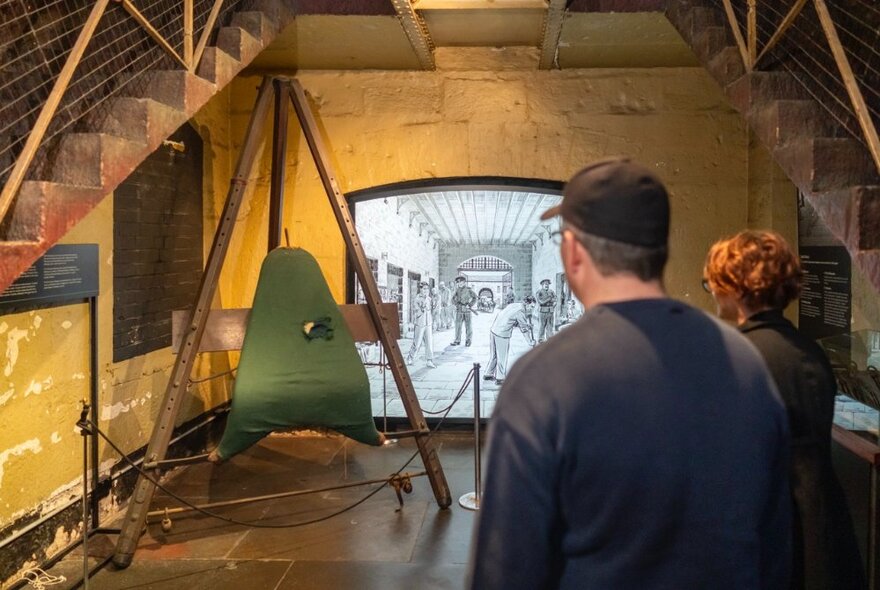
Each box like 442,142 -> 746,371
4,328 -> 29,377
61,321 -> 72,330
100,394 -> 149,421
50,432 -> 61,444
23,377 -> 52,397
0,387 -> 13,406
0,439 -> 43,487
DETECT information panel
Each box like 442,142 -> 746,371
799,245 -> 851,340
0,244 -> 99,312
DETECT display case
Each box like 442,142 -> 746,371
818,329 -> 880,586
819,330 -> 880,439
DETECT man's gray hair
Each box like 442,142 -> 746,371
564,222 -> 667,281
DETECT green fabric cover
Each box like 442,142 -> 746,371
216,248 -> 382,460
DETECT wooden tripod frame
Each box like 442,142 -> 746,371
112,76 -> 451,568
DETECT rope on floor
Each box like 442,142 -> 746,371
14,567 -> 66,590
89,367 -> 477,530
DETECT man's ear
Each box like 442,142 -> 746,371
561,231 -> 581,274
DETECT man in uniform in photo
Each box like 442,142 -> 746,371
451,275 -> 478,346
484,295 -> 537,385
535,279 -> 557,342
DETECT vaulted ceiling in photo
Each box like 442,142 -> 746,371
393,191 -> 562,247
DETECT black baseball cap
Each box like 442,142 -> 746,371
541,157 -> 669,248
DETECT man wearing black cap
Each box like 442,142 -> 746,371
467,157 -> 791,590
451,275 -> 477,347
535,279 -> 557,342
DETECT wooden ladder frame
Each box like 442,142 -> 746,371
112,75 -> 451,568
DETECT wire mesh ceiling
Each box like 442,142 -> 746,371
0,0 -> 254,187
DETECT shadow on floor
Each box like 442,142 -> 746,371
45,432 -> 480,590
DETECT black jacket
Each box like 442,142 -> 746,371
741,309 -> 866,590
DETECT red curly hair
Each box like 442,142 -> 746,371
703,230 -> 803,310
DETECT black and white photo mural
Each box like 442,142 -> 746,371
351,186 -> 584,420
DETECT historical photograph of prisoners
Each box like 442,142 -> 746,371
353,189 -> 585,420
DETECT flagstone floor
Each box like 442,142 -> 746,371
42,431 -> 481,590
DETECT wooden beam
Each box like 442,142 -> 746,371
472,191 -> 482,245
442,191 -> 467,245
720,0 -> 751,71
171,304 -> 402,352
193,0 -> 224,71
269,78 -> 291,251
489,191 -> 501,246
457,192 -> 475,244
120,0 -> 188,69
538,0 -> 567,70
505,193 -> 531,244
184,0 -> 194,67
755,0 -> 808,66
113,77 -> 275,569
0,0 -> 110,227
832,424 -> 880,466
512,194 -> 547,244
494,191 -> 515,245
814,0 -> 880,175
747,0 -> 757,66
288,79 -> 451,508
413,194 -> 454,245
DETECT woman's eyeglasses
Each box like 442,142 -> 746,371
701,278 -> 711,293
550,230 -> 563,246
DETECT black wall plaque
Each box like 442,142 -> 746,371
0,244 -> 99,312
799,245 -> 852,340
798,192 -> 852,341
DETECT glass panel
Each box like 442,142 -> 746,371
352,190 -> 566,420
819,329 -> 880,441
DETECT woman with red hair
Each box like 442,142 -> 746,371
704,230 -> 865,590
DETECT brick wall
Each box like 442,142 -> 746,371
113,124 -> 203,361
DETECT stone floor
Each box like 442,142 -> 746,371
43,431 -> 480,590
366,308 -> 541,420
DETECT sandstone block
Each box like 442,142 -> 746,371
216,27 -> 263,63
52,133 -> 149,188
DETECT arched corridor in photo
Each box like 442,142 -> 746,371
352,187 -> 584,419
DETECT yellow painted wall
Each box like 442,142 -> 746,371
0,60 -> 822,567
216,66 -> 755,314
0,88 -> 236,554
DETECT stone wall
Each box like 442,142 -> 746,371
222,64 -> 754,315
0,53 -> 793,580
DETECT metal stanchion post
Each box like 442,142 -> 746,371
459,363 -> 482,510
77,402 -> 91,589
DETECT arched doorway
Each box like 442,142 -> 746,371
457,255 -> 513,311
